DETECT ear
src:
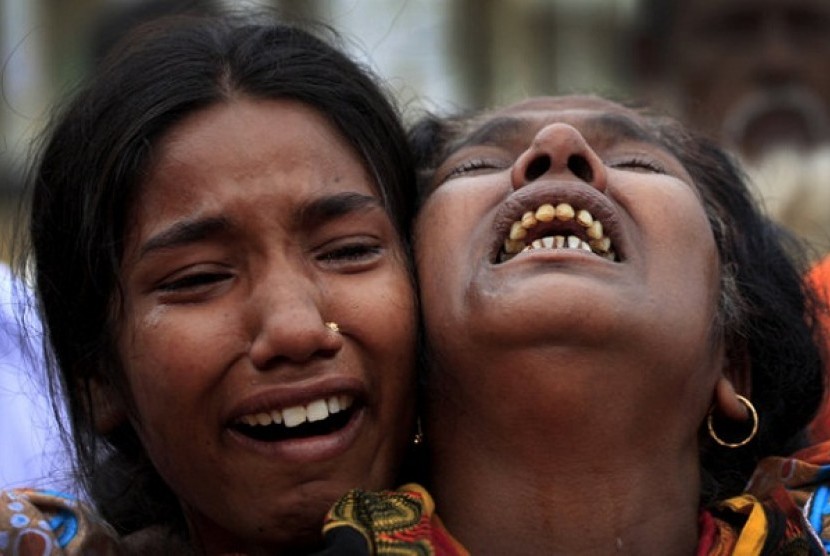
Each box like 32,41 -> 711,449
87,376 -> 127,434
713,344 -> 752,421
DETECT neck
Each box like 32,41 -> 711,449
427,410 -> 702,555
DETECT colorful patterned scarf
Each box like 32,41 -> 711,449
321,468 -> 830,556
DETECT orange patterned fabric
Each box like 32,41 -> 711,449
749,443 -> 830,553
809,255 -> 830,443
323,477 -> 826,555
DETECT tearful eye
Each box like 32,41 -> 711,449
315,239 -> 385,274
318,243 -> 382,263
158,271 -> 232,292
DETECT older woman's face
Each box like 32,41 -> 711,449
117,98 -> 416,552
415,96 -> 723,447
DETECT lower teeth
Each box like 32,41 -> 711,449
499,245 -> 615,263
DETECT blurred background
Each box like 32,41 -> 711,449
2,0 -> 830,258
0,0 -> 634,261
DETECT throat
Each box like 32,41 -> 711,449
428,439 -> 702,555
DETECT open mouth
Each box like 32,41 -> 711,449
499,201 -> 617,263
231,394 -> 356,442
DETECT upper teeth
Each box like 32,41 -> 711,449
500,203 -> 616,262
237,394 -> 354,429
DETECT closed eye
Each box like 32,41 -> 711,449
319,243 -> 381,262
444,158 -> 510,180
316,239 -> 384,272
157,270 -> 232,293
609,157 -> 666,174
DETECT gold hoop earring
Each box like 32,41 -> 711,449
324,321 -> 340,334
707,395 -> 758,448
413,418 -> 424,446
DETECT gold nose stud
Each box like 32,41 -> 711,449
324,321 -> 340,333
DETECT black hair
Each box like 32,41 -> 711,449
408,103 -> 826,505
653,119 -> 826,503
24,13 -> 416,538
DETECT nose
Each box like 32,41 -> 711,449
510,123 -> 607,192
248,276 -> 343,370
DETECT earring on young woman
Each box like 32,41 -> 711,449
707,395 -> 758,448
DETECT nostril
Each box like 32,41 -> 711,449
567,154 -> 593,183
525,154 -> 551,182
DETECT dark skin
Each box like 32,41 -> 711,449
416,96 -> 749,555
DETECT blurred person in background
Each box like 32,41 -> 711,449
628,0 -> 830,256
0,262 -> 72,492
88,0 -> 219,65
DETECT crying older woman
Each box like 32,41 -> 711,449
321,95 -> 828,556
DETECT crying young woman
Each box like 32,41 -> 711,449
2,14 -> 418,556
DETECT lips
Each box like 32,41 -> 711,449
226,373 -> 368,449
493,185 -> 620,264
232,394 -> 357,442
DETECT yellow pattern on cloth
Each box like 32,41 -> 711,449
0,489 -> 121,555
719,495 -> 769,554
324,483 -> 468,556
324,477 -> 826,555
744,447 -> 830,552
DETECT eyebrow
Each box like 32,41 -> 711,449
138,193 -> 384,258
584,113 -> 656,144
296,192 -> 385,229
447,117 -> 527,155
448,111 -> 658,155
140,216 -> 231,257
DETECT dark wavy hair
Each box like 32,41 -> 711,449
23,14 -> 416,537
408,103 -> 827,505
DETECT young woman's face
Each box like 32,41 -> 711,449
117,98 -> 416,551
416,96 -> 724,451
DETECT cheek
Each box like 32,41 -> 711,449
347,264 -> 416,354
120,304 -> 242,428
414,197 -> 474,319
335,263 -> 417,395
663,197 -> 718,288
643,196 -> 721,342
